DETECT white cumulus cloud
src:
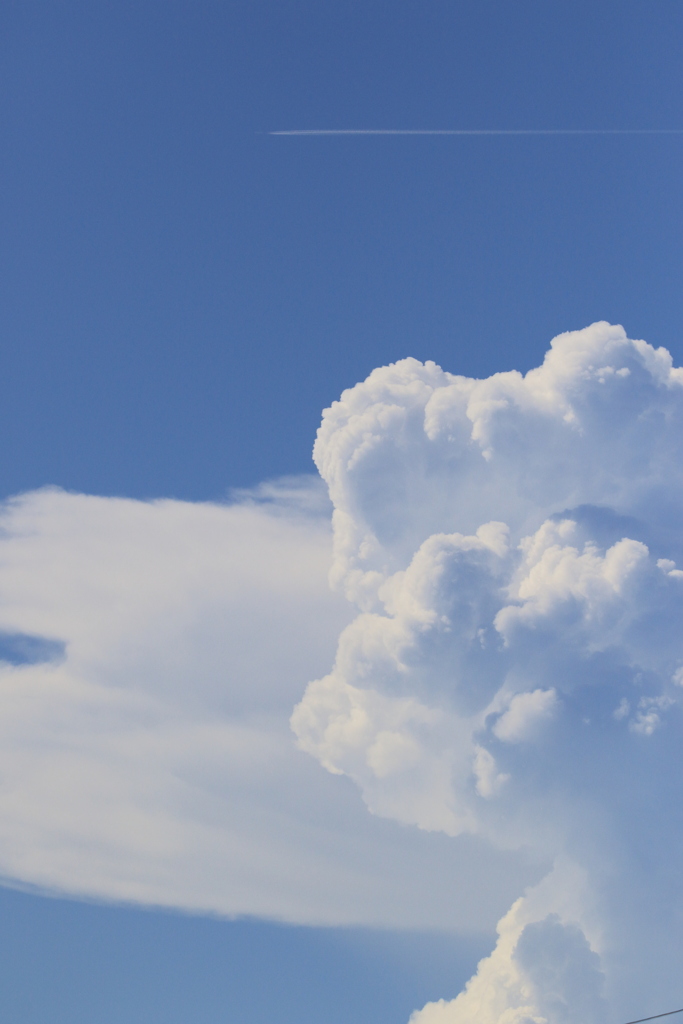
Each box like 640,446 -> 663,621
291,322 -> 683,1022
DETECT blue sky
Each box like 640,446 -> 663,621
1,3 -> 682,1022
0,887 -> 490,1024
2,1 -> 682,501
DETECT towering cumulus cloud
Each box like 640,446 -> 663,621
291,322 -> 683,1024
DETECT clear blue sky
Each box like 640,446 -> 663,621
0,2 -> 681,1021
0,887 -> 490,1024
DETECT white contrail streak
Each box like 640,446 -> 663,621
269,128 -> 683,136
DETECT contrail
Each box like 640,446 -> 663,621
269,128 -> 683,136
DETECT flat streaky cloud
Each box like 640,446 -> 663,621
269,128 -> 683,136
290,322 -> 683,1022
0,477 -> 536,929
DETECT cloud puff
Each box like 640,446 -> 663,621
291,323 -> 683,1021
0,478 -> 535,929
491,688 -> 559,743
410,861 -> 605,1024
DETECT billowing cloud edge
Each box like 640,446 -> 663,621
291,322 -> 683,1022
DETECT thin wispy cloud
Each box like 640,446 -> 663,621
270,128 -> 683,136
0,481 -> 533,929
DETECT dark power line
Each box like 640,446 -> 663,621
624,1009 -> 683,1024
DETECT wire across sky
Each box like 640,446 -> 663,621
623,1009 -> 683,1024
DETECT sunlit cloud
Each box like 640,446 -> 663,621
292,322 -> 683,1023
